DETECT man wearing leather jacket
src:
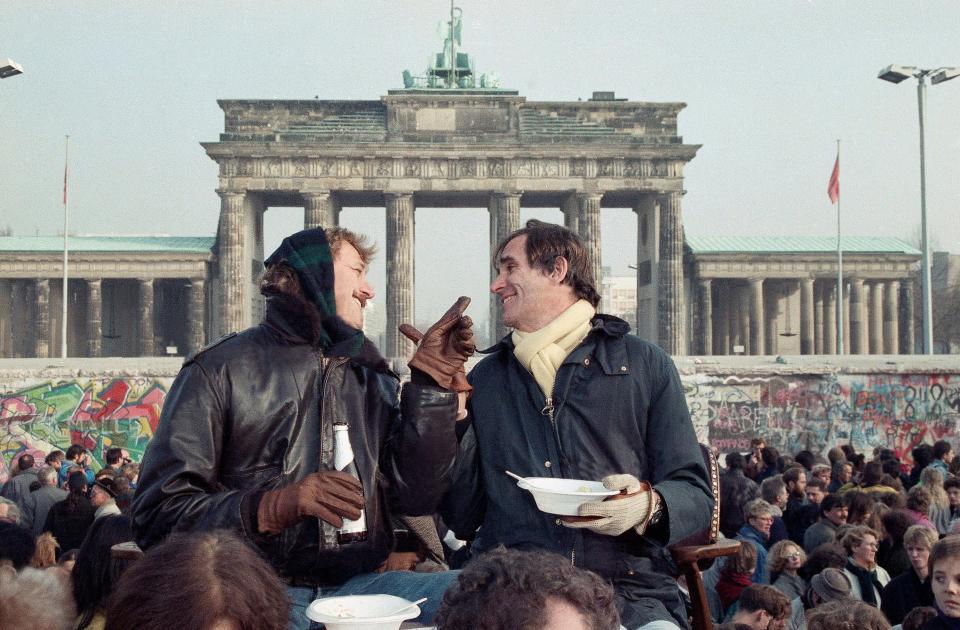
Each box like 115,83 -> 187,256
132,227 -> 474,628
440,220 -> 712,630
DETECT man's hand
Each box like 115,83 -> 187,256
399,296 -> 475,395
561,474 -> 657,537
257,470 -> 364,535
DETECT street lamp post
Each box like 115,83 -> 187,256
878,64 -> 960,354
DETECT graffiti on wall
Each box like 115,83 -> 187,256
0,378 -> 172,484
683,373 -> 960,461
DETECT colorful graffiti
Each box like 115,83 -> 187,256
0,377 -> 172,483
683,373 -> 960,462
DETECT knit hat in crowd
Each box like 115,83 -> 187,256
810,568 -> 852,602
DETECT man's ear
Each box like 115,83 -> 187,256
550,255 -> 570,284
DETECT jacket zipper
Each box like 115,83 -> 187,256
542,381 -> 576,566
318,354 -> 349,549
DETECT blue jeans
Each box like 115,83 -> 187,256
287,570 -> 459,630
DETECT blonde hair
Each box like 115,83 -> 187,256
919,467 -> 949,511
767,540 -> 806,576
30,533 -> 59,569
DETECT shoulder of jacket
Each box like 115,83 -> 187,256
182,332 -> 239,366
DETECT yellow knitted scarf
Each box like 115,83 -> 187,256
512,299 -> 596,398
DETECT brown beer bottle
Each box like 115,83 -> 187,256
333,423 -> 368,544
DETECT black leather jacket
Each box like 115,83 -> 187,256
132,298 -> 458,584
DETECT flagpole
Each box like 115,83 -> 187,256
61,135 -> 69,359
836,139 -> 844,355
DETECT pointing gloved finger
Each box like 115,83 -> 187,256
399,324 -> 424,344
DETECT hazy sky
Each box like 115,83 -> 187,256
3,1 -> 959,338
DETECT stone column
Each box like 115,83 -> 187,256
823,282 -> 837,354
884,280 -> 900,354
33,279 -> 50,358
698,279 -> 713,355
385,192 -> 415,358
217,190 -> 246,336
850,278 -> 866,354
748,278 -> 765,355
800,278 -> 815,354
189,279 -> 206,355
138,278 -> 155,356
657,192 -> 685,355
303,191 -> 335,229
764,284 -> 780,355
577,193 -> 603,288
738,283 -> 751,354
902,280 -> 916,354
715,281 -> 728,354
9,281 -> 23,357
814,282 -> 824,354
86,279 -> 102,358
869,282 -> 884,354
562,193 -> 579,235
489,192 -> 521,342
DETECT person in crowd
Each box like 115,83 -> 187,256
106,529 -> 289,630
769,541 -> 808,600
799,544 -> 847,581
0,497 -> 21,525
21,465 -> 67,536
788,478 -> 825,545
805,598 -> 890,630
906,487 -> 937,530
0,452 -> 39,512
846,491 -> 877,526
722,451 -> 760,538
746,438 -> 767,480
118,462 -> 139,490
944,478 -> 960,530
726,584 -> 791,630
102,447 -> 128,473
45,450 -> 64,474
786,568 -> 852,630
917,534 -> 960,630
830,462 -> 853,494
910,445 -> 936,490
72,515 -> 134,630
827,447 -> 847,466
841,525 -> 890,608
929,441 -> 953,478
717,539 -> 759,616
57,549 -> 78,574
917,468 -> 951,535
435,547 -> 620,630
762,476 -> 791,546
133,227 -> 473,629
0,565 -> 77,630
795,452 -> 816,472
439,220 -> 711,630
845,462 -> 899,498
30,532 -> 59,569
878,510 -> 916,578
90,477 -> 121,520
806,479 -> 827,507
784,467 -> 808,514
805,495 -> 848,553
43,470 -> 96,558
59,445 -> 95,487
812,465 -> 832,489
881,525 -> 937,625
0,521 -> 35,569
111,477 -> 134,514
739,499 -> 775,584
756,448 -> 782,484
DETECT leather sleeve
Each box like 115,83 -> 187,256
437,414 -> 486,540
386,380 -> 459,516
131,362 -> 256,550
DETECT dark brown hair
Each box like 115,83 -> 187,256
728,537 -> 759,574
104,530 -> 289,630
806,599 -> 890,630
494,220 -> 601,307
737,584 -> 791,619
928,533 -> 960,576
435,546 -> 619,630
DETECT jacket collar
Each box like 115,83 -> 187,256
481,314 -> 630,359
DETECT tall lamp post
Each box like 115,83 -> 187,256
878,64 -> 960,354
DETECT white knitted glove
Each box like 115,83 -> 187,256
562,474 -> 656,536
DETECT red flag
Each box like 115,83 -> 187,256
827,155 -> 839,204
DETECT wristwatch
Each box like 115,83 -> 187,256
649,491 -> 665,525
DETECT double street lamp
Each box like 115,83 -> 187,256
878,64 -> 960,355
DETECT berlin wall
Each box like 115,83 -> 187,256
2,355 -> 959,483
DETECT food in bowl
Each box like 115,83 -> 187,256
515,477 -> 618,516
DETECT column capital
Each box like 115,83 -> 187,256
575,191 -> 602,202
384,191 -> 415,200
698,277 -> 713,288
85,278 -> 102,287
491,190 -> 523,199
216,189 -> 246,201
137,277 -> 155,285
301,190 -> 331,201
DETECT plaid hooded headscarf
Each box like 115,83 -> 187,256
264,228 -> 365,357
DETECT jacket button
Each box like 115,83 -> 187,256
620,366 -> 627,372
544,460 -> 552,468
627,570 -> 635,576
583,358 -> 590,366
555,518 -> 563,526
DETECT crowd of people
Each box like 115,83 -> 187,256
2,221 -> 959,630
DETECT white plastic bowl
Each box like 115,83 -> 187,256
305,594 -> 421,630
516,477 -> 618,516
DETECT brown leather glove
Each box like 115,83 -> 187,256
399,296 -> 475,393
256,470 -> 364,535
